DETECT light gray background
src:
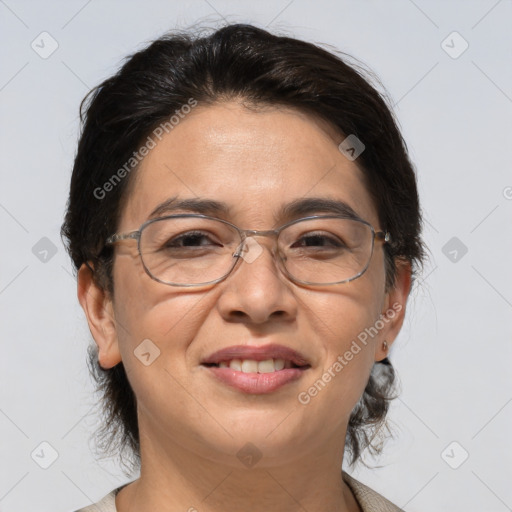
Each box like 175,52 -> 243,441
1,1 -> 511,511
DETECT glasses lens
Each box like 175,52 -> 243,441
138,216 -> 375,286
279,218 -> 374,284
140,217 -> 240,285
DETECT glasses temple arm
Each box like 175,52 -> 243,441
105,231 -> 140,245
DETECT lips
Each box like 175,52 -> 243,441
201,344 -> 310,367
201,344 -> 311,394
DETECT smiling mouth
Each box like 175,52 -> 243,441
202,358 -> 310,373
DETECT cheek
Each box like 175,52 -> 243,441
308,258 -> 385,352
297,272 -> 386,418
111,253 -> 211,368
314,292 -> 379,363
111,274 -> 217,429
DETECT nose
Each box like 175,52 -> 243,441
215,236 -> 298,325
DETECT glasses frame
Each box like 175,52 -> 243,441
105,213 -> 391,287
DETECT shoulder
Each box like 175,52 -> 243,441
73,487 -> 120,512
74,475 -> 404,512
342,471 -> 405,512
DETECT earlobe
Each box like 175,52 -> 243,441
375,259 -> 412,361
77,263 -> 122,369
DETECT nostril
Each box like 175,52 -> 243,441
270,310 -> 287,319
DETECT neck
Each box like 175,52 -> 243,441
115,420 -> 361,512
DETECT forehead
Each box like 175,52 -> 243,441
119,101 -> 379,230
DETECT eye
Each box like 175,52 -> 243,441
163,231 -> 222,249
291,232 -> 346,249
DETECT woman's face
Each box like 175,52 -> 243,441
83,101 -> 409,467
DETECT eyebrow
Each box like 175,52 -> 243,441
148,196 -> 363,223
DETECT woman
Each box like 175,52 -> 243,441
63,23 -> 424,512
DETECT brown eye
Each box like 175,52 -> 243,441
163,231 -> 221,248
292,233 -> 346,248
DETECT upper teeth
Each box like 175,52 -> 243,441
219,359 -> 287,373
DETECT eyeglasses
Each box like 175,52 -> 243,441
105,214 -> 390,287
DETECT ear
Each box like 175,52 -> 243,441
374,259 -> 412,361
77,263 -> 122,369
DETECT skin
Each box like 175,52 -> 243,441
78,101 -> 411,512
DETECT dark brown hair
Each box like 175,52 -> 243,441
62,23 -> 425,473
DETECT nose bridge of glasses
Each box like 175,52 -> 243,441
242,228 -> 279,239
234,228 -> 282,259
